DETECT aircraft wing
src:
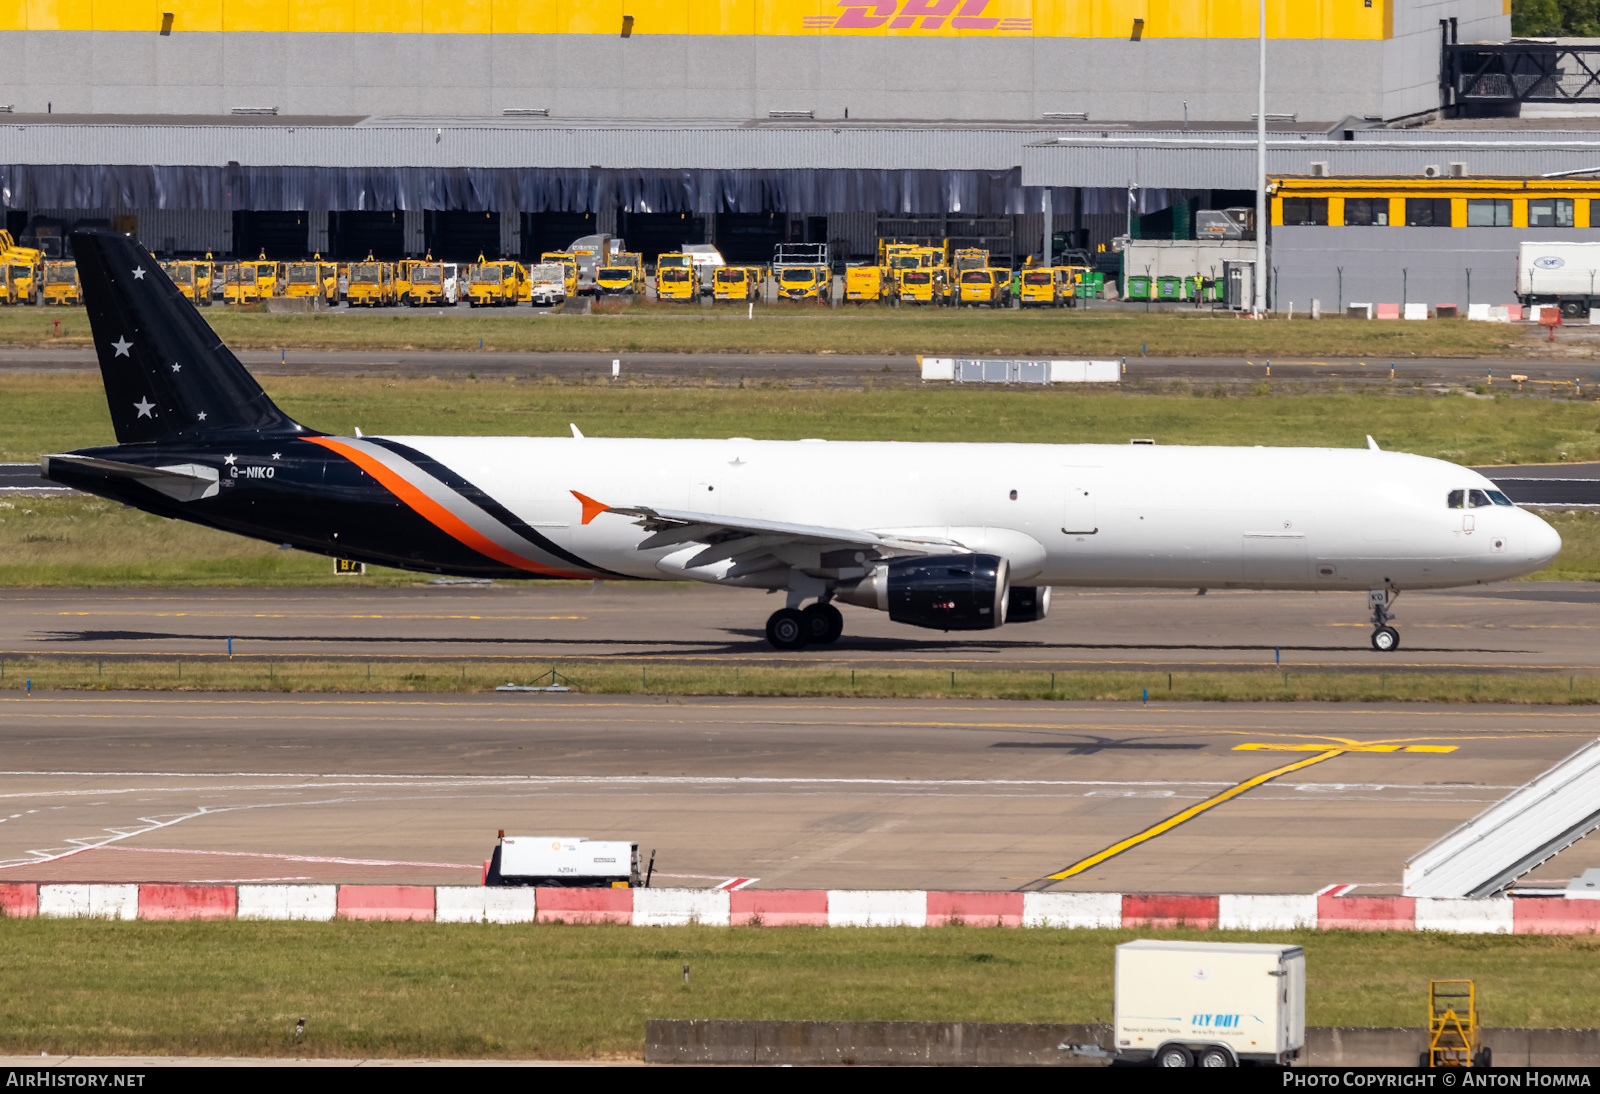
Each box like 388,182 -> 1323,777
602,503 -> 963,574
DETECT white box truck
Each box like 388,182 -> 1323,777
485,834 -> 641,888
1113,940 -> 1305,1067
1516,241 -> 1600,318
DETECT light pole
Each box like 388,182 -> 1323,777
1254,0 -> 1267,317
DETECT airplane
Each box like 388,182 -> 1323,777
43,228 -> 1562,653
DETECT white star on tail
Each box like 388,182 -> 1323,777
111,337 -> 132,357
197,412 -> 207,421
132,267 -> 146,280
133,398 -> 154,418
171,363 -> 182,373
223,454 -> 237,465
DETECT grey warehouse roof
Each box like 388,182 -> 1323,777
0,115 -> 1335,172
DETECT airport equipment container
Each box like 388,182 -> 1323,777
485,834 -> 641,888
1516,241 -> 1600,318
1113,940 -> 1305,1067
1125,274 -> 1153,300
1157,274 -> 1183,300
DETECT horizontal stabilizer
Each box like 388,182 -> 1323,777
42,453 -> 219,502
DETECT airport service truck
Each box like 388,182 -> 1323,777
1111,940 -> 1305,1067
484,834 -> 642,888
1518,240 -> 1600,318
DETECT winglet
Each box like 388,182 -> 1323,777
1367,435 -> 1380,451
570,423 -> 585,439
571,490 -> 610,525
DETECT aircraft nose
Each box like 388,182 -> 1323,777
1524,510 -> 1562,568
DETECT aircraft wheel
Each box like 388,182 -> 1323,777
1371,626 -> 1400,652
766,609 -> 809,651
803,603 -> 844,644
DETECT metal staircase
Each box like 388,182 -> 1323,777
1404,739 -> 1600,899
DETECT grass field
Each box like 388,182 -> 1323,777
0,922 -> 1591,1058
4,658 -> 1600,705
6,373 -> 1600,465
0,304 -> 1527,358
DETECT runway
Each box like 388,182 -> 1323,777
2,692 -> 1596,893
5,581 -> 1600,672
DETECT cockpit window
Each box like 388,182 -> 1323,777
1487,490 -> 1514,506
1447,490 -> 1465,509
1468,489 -> 1492,508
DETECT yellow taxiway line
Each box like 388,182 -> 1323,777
1038,748 -> 1347,881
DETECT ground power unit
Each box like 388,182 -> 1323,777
1113,940 -> 1306,1067
485,834 -> 641,888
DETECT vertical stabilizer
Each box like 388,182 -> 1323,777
71,229 -> 309,444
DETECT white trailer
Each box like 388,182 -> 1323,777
1113,940 -> 1305,1067
486,834 -> 641,888
1516,241 -> 1600,318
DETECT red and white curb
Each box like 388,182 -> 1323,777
2,883 -> 1597,932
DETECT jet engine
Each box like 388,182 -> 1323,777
838,553 -> 1009,631
1005,585 -> 1050,623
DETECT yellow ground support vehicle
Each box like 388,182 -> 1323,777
895,267 -> 948,306
846,265 -> 889,303
400,261 -> 447,306
40,261 -> 81,306
655,253 -> 699,301
540,252 -> 580,299
0,230 -> 43,304
957,268 -> 1011,307
712,265 -> 762,302
595,261 -> 643,296
283,260 -> 338,304
346,261 -> 397,307
1019,266 -> 1066,308
161,260 -> 214,305
953,247 -> 989,275
466,260 -> 525,307
774,264 -> 830,302
221,262 -> 264,304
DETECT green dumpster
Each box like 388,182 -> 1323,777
1157,275 -> 1182,300
1126,275 -> 1152,300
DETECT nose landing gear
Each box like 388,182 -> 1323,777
1368,588 -> 1400,652
765,601 -> 844,650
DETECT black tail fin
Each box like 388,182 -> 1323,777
72,229 -> 311,445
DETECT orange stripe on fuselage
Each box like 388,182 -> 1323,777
307,436 -> 591,578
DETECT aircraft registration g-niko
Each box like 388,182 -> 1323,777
44,229 -> 1562,652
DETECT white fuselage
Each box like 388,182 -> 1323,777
384,436 -> 1562,591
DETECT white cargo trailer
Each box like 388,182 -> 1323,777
1516,241 -> 1600,318
1113,940 -> 1305,1067
486,834 -> 641,888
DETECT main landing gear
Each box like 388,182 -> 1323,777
766,601 -> 844,651
1369,588 -> 1400,652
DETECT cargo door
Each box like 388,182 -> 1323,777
1242,533 -> 1308,586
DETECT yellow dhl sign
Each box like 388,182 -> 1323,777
3,0 -> 1390,39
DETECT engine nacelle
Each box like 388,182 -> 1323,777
1006,585 -> 1051,623
839,553 -> 1009,631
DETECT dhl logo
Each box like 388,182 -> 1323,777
802,0 -> 1032,33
